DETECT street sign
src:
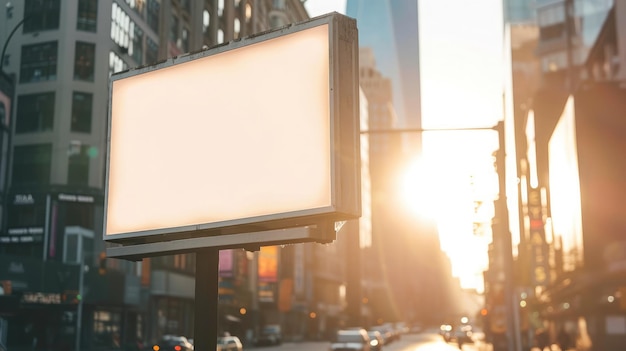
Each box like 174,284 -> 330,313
104,13 -> 360,258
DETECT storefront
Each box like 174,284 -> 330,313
0,255 -> 81,350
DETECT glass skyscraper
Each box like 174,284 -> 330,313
346,0 -> 421,131
504,0 -> 537,23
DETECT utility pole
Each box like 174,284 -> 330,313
564,0 -> 575,91
493,121 -> 518,351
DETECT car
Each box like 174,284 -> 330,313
439,324 -> 453,342
256,324 -> 282,346
371,326 -> 393,344
330,329 -> 371,351
366,330 -> 384,351
217,336 -> 243,351
152,335 -> 194,351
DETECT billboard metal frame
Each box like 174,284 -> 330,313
104,13 -> 359,258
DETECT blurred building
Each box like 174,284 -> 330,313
503,0 -> 537,24
498,0 -> 626,350
346,0 -> 421,131
0,0 -> 308,349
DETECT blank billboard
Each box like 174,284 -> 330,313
105,13 -> 360,252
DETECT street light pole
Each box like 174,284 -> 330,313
361,121 -> 518,351
75,240 -> 86,351
1,13 -> 32,74
2,6 -> 32,243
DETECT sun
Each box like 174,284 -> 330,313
399,156 -> 446,220
400,151 -> 494,292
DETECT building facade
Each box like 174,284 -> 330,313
0,0 -> 310,349
496,1 -> 626,350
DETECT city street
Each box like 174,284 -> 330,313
252,331 -> 490,351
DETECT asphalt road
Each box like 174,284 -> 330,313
251,331 -> 490,351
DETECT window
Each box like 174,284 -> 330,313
63,226 -> 93,264
203,10 -> 210,33
77,0 -> 98,32
74,42 -> 95,81
169,15 -> 182,56
6,201 -> 46,230
109,51 -> 128,75
0,102 -> 6,127
68,144 -> 90,186
537,4 -> 565,27
234,18 -> 240,38
64,234 -> 79,263
16,92 -> 55,133
125,0 -> 146,17
131,25 -> 144,64
540,23 -> 566,41
65,201 -> 95,229
12,144 -> 52,186
71,92 -> 92,133
23,0 -> 61,33
93,311 -> 121,349
20,41 -> 58,83
111,3 -> 133,53
181,28 -> 189,53
170,15 -> 179,44
146,38 -> 158,65
148,0 -> 160,33
273,0 -> 285,9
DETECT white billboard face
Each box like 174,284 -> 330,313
105,13 -> 360,249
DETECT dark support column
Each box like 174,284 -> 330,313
495,121 -> 518,351
345,220 -> 362,328
194,249 -> 220,351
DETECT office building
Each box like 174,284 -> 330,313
497,1 -> 626,349
0,0 -> 308,348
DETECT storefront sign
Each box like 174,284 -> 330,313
58,193 -> 94,203
13,194 -> 35,205
1,227 -> 44,244
528,188 -> 550,286
22,292 -> 62,304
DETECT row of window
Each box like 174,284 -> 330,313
22,0 -> 97,34
16,91 -> 92,134
20,41 -> 95,84
112,2 -> 144,63
12,141 -> 92,187
120,0 -> 161,34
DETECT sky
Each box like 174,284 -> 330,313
305,0 -> 504,293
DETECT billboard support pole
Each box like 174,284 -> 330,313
194,249 -> 219,351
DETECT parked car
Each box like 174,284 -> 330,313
370,326 -> 393,345
255,324 -> 282,346
330,329 -> 371,351
366,330 -> 384,351
152,335 -> 194,351
217,336 -> 243,351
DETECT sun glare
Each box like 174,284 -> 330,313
400,156 -> 444,220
